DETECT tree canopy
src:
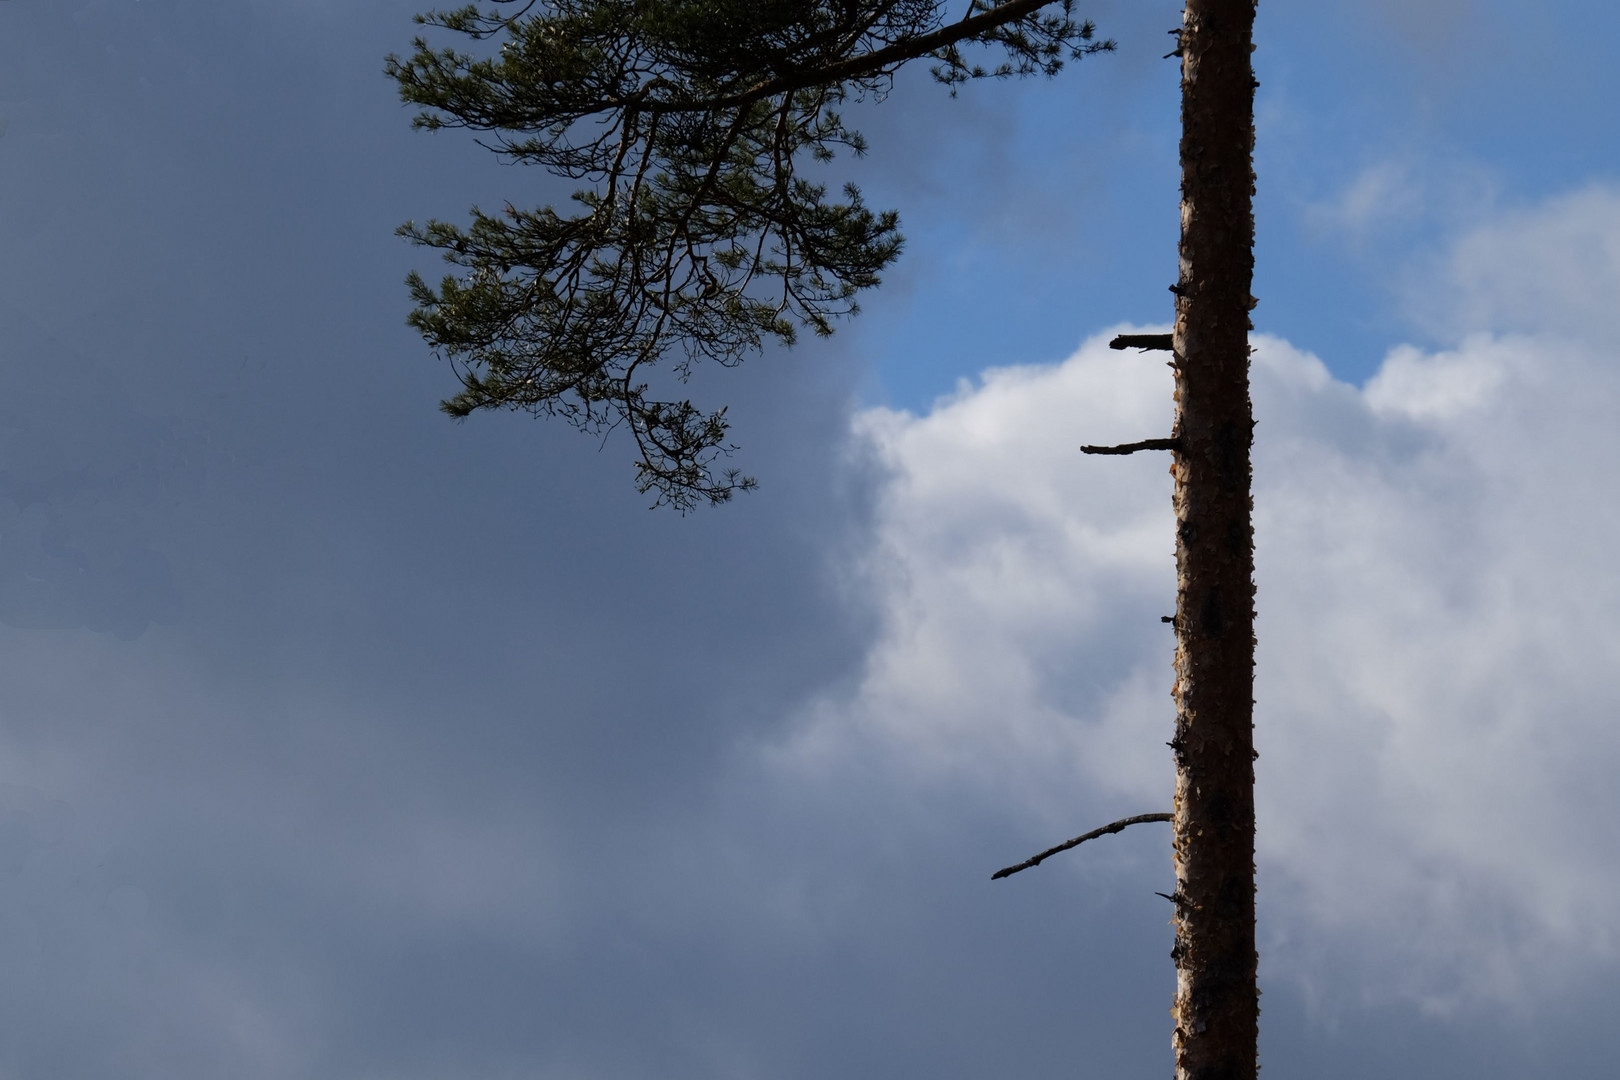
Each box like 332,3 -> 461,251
388,0 -> 1112,508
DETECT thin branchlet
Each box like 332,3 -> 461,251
389,0 -> 1112,508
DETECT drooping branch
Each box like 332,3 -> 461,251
395,1 -> 1114,126
1081,437 -> 1180,455
684,0 -> 1112,109
389,2 -> 1116,509
607,0 -> 1112,115
991,812 -> 1172,880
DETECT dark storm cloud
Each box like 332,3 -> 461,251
0,318 -> 185,639
0,3 -> 895,1075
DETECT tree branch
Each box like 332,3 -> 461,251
1109,333 -> 1173,351
992,812 -> 1172,880
632,0 -> 1088,115
1081,437 -> 1180,455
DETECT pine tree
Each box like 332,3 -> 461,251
1164,5 -> 1258,1076
390,3 -> 1257,1076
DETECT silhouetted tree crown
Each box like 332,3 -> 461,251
388,0 -> 1112,508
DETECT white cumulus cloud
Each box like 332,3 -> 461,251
781,184 -> 1620,1012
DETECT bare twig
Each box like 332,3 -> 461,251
1081,438 -> 1180,455
992,812 -> 1172,880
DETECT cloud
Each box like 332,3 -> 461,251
1418,183 -> 1620,339
1307,160 -> 1431,237
780,184 -> 1620,1013
4,1 -> 1617,1075
0,315 -> 190,639
1304,157 -> 1500,246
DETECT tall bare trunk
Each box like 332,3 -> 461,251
1170,1 -> 1258,1078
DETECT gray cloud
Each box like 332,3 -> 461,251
0,3 -> 891,1075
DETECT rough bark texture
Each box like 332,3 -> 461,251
1169,2 -> 1258,1079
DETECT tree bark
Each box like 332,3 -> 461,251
1169,2 -> 1258,1079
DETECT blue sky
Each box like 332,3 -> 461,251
841,0 -> 1620,405
1,2 -> 1618,1078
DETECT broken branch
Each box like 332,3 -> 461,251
992,812 -> 1173,880
1109,334 -> 1174,351
1081,438 -> 1180,455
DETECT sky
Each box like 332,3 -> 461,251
0,1 -> 1617,1077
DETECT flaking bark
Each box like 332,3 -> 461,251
1170,2 -> 1259,1078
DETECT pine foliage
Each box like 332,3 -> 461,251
389,0 -> 1111,508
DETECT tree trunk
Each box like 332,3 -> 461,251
1169,1 -> 1258,1078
